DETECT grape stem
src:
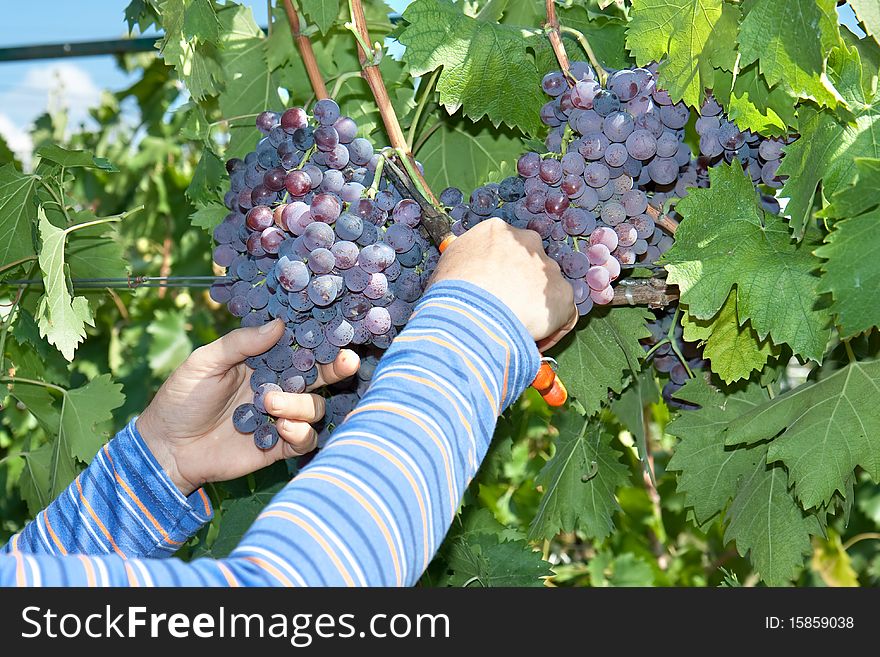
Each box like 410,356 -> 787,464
407,69 -> 440,152
559,26 -> 608,87
645,204 -> 679,235
543,0 -> 575,85
281,0 -> 329,100
366,153 -> 386,198
347,0 -> 441,207
610,277 -> 678,308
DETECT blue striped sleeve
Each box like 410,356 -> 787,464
1,420 -> 212,560
0,280 -> 540,586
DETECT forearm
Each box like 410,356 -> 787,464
1,420 -> 212,559
0,281 -> 538,586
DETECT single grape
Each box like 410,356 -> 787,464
233,403 -> 262,433
254,423 -> 280,450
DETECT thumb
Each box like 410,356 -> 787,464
193,318 -> 286,371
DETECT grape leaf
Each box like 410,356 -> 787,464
557,6 -> 633,71
610,369 -> 659,473
9,309 -> 70,386
183,0 -> 220,43
444,533 -> 549,587
778,44 -> 880,238
587,550 -> 655,587
850,0 -> 880,45
217,4 -> 284,159
8,383 -> 62,436
666,377 -> 769,524
552,307 -> 653,417
301,0 -> 339,35
712,67 -> 798,137
737,0 -> 842,107
36,144 -> 116,172
681,293 -> 778,384
817,156 -> 880,219
187,147 -> 225,206
416,116 -> 522,194
147,310 -> 193,376
158,9 -> 224,103
61,375 -> 126,463
814,158 -> 880,336
663,162 -> 831,362
724,453 -> 821,586
35,209 -> 95,361
626,0 -> 732,108
0,164 -> 38,266
190,202 -> 228,231
66,223 -> 128,280
398,0 -> 549,135
725,359 -> 880,510
528,412 -> 629,541
19,442 -> 78,516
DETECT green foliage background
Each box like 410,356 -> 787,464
1,0 -> 879,587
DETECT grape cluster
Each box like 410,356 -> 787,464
640,306 -> 707,410
210,100 -> 438,449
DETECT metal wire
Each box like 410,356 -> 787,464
1,275 -> 232,290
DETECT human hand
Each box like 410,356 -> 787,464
136,319 -> 359,496
430,218 -> 578,350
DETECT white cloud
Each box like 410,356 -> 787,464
0,113 -> 34,165
0,62 -> 103,138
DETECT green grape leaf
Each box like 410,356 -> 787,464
610,369 -> 659,467
416,117 -> 523,194
712,66 -> 798,138
36,144 -> 117,172
814,158 -> 880,336
0,164 -> 39,266
724,453 -> 821,586
10,309 -> 70,386
147,310 -> 193,376
737,0 -> 842,107
19,442 -> 79,516
187,147 -> 225,206
124,0 -> 161,33
159,35 -> 223,101
663,162 -> 831,362
301,0 -> 339,35
183,0 -> 220,43
725,359 -> 880,510
666,377 -> 770,524
850,0 -> 880,45
35,209 -> 95,361
681,293 -> 778,384
778,44 -> 880,238
398,0 -> 548,135
626,0 -> 732,108
587,550 -> 655,587
66,223 -> 129,280
817,156 -> 880,219
552,307 -> 652,417
528,412 -> 629,541
557,6 -> 633,71
444,533 -> 549,587
8,383 -> 62,436
190,202 -> 228,231
61,375 -> 126,463
266,5 -> 295,70
217,4 -> 284,159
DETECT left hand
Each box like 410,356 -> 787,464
136,319 -> 359,496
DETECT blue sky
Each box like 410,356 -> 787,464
0,1 -> 864,160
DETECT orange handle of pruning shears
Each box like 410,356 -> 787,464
437,234 -> 568,407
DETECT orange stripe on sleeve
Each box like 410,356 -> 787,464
76,555 -> 98,587
43,509 -> 68,555
242,556 -> 296,586
75,476 -> 127,558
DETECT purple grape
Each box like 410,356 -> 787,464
233,403 -> 262,433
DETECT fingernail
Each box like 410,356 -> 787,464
259,319 -> 280,334
265,392 -> 278,413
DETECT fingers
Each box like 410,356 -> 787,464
276,420 -> 318,457
264,391 -> 326,423
308,349 -> 360,391
192,319 -> 285,371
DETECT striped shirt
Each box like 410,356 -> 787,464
1,281 -> 539,586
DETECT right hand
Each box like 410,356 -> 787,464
429,218 -> 577,350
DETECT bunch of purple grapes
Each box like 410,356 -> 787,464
209,100 -> 438,449
640,305 -> 707,410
